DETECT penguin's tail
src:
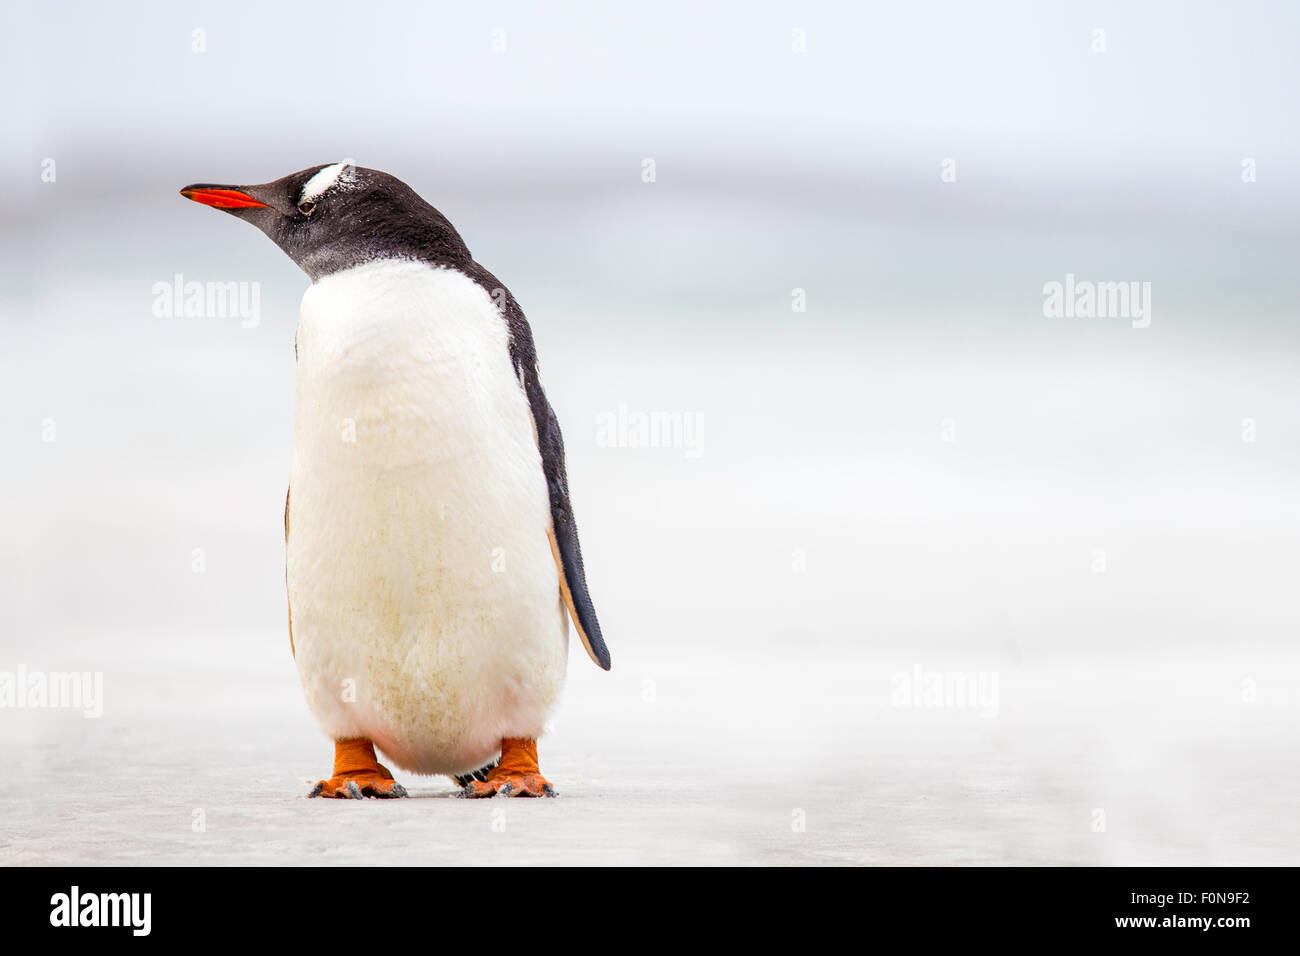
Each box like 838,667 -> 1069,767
451,760 -> 498,789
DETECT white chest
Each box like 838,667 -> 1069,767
294,260 -> 520,464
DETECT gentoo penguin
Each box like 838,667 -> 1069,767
180,163 -> 610,798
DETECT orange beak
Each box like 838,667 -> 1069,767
179,187 -> 268,210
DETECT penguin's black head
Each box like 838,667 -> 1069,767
180,163 -> 471,281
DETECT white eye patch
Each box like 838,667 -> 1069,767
299,161 -> 353,204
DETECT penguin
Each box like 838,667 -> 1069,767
180,163 -> 610,799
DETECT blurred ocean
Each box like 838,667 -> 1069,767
7,184 -> 1300,661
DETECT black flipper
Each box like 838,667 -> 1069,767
462,266 -> 611,671
535,392 -> 612,670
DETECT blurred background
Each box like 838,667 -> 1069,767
2,0 -> 1298,864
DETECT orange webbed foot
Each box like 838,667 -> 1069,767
460,772 -> 554,798
308,738 -> 408,799
309,771 -> 408,799
458,737 -> 556,798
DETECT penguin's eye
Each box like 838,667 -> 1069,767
297,200 -> 317,216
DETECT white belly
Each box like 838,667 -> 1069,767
285,260 -> 567,775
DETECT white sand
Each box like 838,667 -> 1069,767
2,629 -> 1296,866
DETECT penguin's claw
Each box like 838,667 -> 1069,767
459,772 -> 556,798
308,772 -> 408,799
